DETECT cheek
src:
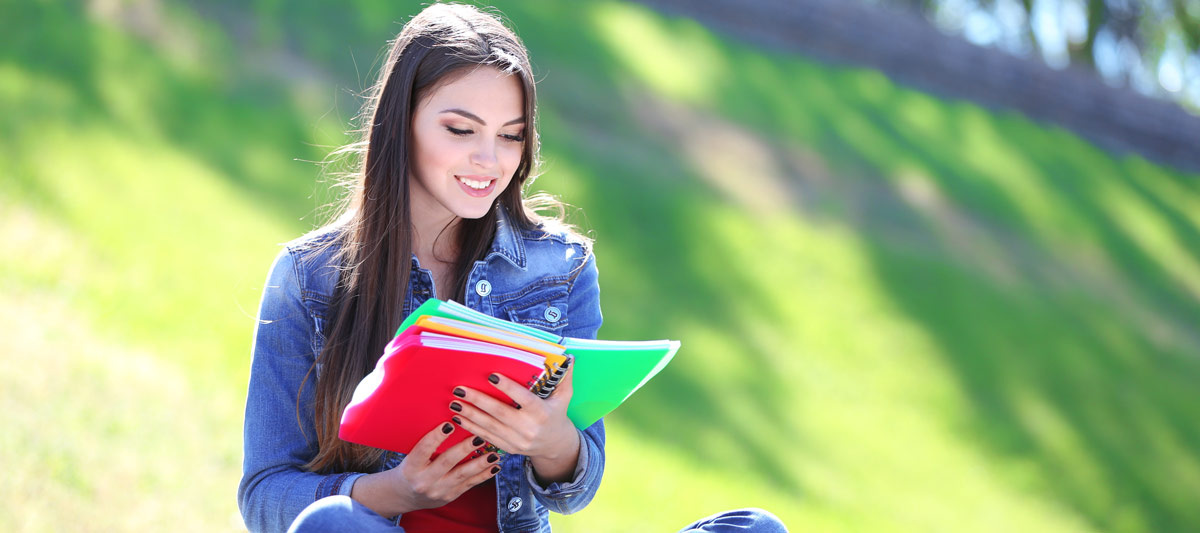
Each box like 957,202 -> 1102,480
499,144 -> 524,177
415,136 -> 458,176
438,136 -> 467,163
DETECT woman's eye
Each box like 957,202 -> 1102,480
446,126 -> 472,136
501,133 -> 525,143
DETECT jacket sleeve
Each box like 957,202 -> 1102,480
525,249 -> 605,514
237,247 -> 365,533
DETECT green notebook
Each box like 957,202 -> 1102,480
396,299 -> 679,428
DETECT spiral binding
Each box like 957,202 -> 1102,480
532,358 -> 569,399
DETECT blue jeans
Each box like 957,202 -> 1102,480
288,496 -> 788,532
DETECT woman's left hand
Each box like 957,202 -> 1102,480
449,362 -> 581,485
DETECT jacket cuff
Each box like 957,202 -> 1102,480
315,472 -> 365,499
524,428 -> 590,496
339,473 -> 365,497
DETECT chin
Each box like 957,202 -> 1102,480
455,203 -> 496,220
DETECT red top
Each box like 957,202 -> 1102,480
397,478 -> 499,532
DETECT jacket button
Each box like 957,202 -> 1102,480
544,306 -> 562,323
475,280 -> 492,297
507,496 -> 522,513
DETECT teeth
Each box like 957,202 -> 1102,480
457,176 -> 491,190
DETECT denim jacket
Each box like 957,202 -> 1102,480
238,206 -> 605,533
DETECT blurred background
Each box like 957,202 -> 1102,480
2,0 -> 1198,531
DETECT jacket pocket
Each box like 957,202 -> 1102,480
493,279 -> 571,335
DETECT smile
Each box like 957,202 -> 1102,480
456,175 -> 498,197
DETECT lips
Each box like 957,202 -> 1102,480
456,175 -> 498,197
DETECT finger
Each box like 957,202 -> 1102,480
450,397 -> 511,440
451,446 -> 501,479
457,376 -> 536,414
453,385 -> 526,422
455,452 -> 503,491
451,408 -> 518,453
486,372 -> 541,408
408,421 -> 456,464
429,430 -> 489,475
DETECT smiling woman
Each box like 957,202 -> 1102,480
236,3 -> 784,532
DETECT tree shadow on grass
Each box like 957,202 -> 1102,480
767,37 -> 1200,533
798,56 -> 1200,530
538,1 -> 1200,529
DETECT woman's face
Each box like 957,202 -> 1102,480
409,66 -> 526,223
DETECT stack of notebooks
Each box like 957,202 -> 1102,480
339,298 -> 680,456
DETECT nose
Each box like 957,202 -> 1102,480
470,137 -> 498,169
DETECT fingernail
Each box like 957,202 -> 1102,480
453,387 -> 466,398
488,374 -> 500,384
472,436 -> 485,447
441,422 -> 453,434
452,416 -> 462,425
487,453 -> 498,463
490,466 -> 500,474
450,402 -> 463,412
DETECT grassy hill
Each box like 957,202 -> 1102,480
2,1 -> 1198,531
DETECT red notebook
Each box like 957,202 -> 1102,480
338,329 -> 547,456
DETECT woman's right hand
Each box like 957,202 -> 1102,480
350,422 -> 500,517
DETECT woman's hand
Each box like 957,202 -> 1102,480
449,362 -> 581,485
350,422 -> 500,517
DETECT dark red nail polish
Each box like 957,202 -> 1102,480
487,453 -> 498,463
441,423 -> 453,434
490,466 -> 500,474
452,416 -> 462,425
472,436 -> 485,447
450,402 -> 463,412
453,387 -> 466,398
488,374 -> 500,384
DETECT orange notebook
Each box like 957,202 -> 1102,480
413,315 -> 568,368
338,329 -> 547,457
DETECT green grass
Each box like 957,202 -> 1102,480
3,1 -> 1199,531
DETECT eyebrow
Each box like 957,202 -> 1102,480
440,108 -> 524,127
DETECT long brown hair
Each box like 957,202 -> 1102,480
304,3 -> 565,473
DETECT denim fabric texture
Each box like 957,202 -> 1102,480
288,498 -> 789,533
239,205 -> 605,533
677,508 -> 789,532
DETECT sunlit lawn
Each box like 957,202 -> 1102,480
2,1 -> 1198,531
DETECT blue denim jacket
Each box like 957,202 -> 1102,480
238,206 -> 605,533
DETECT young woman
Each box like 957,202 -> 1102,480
238,4 -> 786,532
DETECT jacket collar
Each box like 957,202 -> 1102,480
488,204 -> 527,270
